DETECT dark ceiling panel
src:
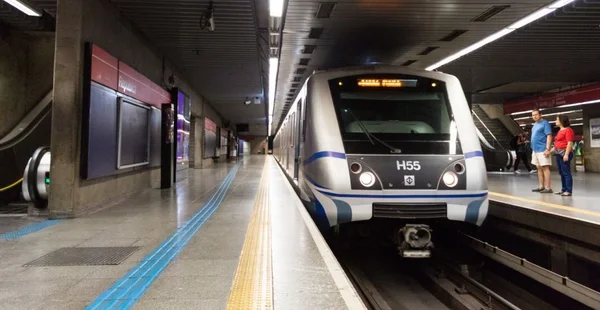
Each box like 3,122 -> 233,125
273,0 -> 555,130
110,0 -> 267,135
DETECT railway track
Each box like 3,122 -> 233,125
329,226 -> 600,310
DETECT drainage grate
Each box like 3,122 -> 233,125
24,247 -> 140,267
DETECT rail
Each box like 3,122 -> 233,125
460,232 -> 600,309
472,110 -> 506,151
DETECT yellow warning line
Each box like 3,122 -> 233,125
489,191 -> 600,218
227,162 -> 272,309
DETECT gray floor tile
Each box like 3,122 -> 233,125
50,278 -> 119,301
34,300 -> 91,310
161,259 -> 238,278
133,298 -> 225,310
1,266 -> 98,282
0,298 -> 45,310
0,278 -> 78,301
143,276 -> 233,300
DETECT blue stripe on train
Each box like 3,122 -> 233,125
304,151 -> 346,165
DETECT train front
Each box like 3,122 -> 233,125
304,72 -> 488,258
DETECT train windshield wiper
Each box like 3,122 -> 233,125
345,108 -> 401,154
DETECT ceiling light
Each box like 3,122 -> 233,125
4,0 -> 42,16
269,57 -> 278,120
270,0 -> 284,17
426,0 -> 571,71
549,0 -> 576,9
426,28 -> 514,70
507,8 -> 553,29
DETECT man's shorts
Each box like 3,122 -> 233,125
531,151 -> 552,167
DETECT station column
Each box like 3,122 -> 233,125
49,0 -> 85,218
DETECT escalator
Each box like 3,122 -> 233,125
476,127 -> 515,171
472,109 -> 516,171
0,91 -> 52,207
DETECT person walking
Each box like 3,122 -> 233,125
514,131 -> 535,174
530,109 -> 553,193
550,114 -> 575,196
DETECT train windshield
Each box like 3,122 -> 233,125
329,74 -> 461,155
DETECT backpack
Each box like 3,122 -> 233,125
510,135 -> 519,150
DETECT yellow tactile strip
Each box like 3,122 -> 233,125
227,163 -> 273,309
490,191 -> 600,218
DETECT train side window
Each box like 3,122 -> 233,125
301,98 -> 307,142
291,112 -> 296,147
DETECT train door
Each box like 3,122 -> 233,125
293,102 -> 301,179
281,119 -> 289,170
289,112 -> 295,174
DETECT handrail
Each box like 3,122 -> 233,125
472,110 -> 506,151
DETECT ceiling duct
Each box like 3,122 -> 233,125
439,30 -> 468,42
471,5 -> 511,22
316,2 -> 336,19
418,47 -> 439,55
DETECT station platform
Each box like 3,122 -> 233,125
487,171 -> 600,248
488,172 -> 600,223
0,156 -> 364,309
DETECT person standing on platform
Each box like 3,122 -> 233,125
550,115 -> 575,196
514,131 -> 535,174
530,109 -> 553,193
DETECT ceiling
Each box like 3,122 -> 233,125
273,0 -> 600,131
3,0 -> 600,137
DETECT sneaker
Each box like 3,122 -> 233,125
514,169 -> 522,174
532,188 -> 544,192
540,189 -> 553,194
530,170 -> 537,174
555,191 -> 564,195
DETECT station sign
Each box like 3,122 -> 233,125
504,83 -> 600,114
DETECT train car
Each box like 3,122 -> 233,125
273,65 -> 488,258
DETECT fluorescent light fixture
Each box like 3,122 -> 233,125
510,109 -> 534,116
270,0 -> 284,17
4,0 -> 42,17
507,8 -> 553,29
426,0 -> 572,71
426,28 -> 513,70
559,99 -> 600,108
269,57 -> 278,117
571,123 -> 583,126
549,0 -> 576,9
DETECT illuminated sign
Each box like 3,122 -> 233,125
357,79 -> 417,88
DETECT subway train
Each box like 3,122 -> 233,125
273,65 -> 488,258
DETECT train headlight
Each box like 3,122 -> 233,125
359,172 -> 376,187
442,171 -> 458,188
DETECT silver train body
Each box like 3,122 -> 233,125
273,66 -> 488,233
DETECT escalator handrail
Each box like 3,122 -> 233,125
0,90 -> 52,150
472,110 -> 506,151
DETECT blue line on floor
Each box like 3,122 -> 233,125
86,162 -> 242,310
0,220 -> 63,240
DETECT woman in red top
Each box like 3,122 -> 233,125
550,114 -> 575,196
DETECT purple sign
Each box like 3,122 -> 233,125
176,91 -> 190,169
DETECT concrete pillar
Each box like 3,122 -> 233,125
49,0 -> 84,218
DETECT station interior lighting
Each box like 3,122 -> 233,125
270,0 -> 284,17
268,57 -> 278,136
4,0 -> 42,16
426,0 -> 576,71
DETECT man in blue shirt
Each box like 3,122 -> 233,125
530,109 -> 553,193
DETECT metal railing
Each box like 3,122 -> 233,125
472,110 -> 506,151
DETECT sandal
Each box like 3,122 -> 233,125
540,189 -> 554,194
532,188 -> 545,192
